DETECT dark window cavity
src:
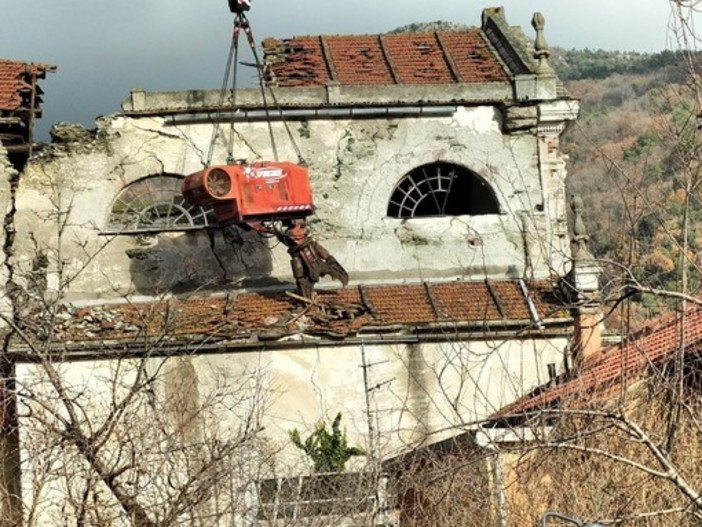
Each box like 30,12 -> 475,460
387,162 -> 500,218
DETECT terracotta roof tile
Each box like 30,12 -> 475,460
434,282 -> 503,321
0,60 -> 54,112
40,280 -> 569,347
262,37 -> 330,88
325,36 -> 395,85
264,31 -> 508,88
364,284 -> 436,324
382,33 -> 455,84
438,32 -> 508,83
499,307 -> 702,416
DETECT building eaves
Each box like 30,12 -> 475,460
495,306 -> 702,419
121,83 -> 513,118
12,280 -> 572,361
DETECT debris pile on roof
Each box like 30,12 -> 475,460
22,281 -> 570,351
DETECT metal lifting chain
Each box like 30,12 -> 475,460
205,8 -> 306,167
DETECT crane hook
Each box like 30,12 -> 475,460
228,0 -> 251,13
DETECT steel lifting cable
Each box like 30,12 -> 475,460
206,10 -> 306,167
248,37 -> 307,165
237,13 -> 306,164
205,17 -> 240,167
239,15 -> 279,162
239,15 -> 306,165
226,16 -> 243,163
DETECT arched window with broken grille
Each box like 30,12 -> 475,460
387,162 -> 500,218
105,174 -> 212,234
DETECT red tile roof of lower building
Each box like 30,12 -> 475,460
263,31 -> 509,88
498,306 -> 702,417
33,280 -> 570,349
0,59 -> 54,112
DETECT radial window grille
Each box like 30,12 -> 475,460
387,162 -> 499,218
105,174 -> 212,234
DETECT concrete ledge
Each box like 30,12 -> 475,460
121,83 -> 514,115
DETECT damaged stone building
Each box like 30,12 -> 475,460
0,7 -> 589,526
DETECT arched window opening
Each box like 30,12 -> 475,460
387,162 -> 499,218
105,174 -> 212,234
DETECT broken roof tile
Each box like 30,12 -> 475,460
35,280 -> 569,348
325,36 -> 395,85
263,37 -> 331,87
264,31 -> 509,88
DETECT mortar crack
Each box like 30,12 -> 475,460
2,164 -> 20,336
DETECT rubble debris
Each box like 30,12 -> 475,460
49,122 -> 93,144
56,304 -> 140,337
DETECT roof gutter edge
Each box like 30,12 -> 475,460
9,317 -> 574,363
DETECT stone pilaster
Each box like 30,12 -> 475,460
562,195 -> 603,368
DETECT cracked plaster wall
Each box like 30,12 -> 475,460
16,334 -> 568,498
0,145 -> 15,328
199,336 -> 570,465
11,103 -> 570,303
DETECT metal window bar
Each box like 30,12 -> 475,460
257,472 -> 378,521
388,162 -> 485,218
105,175 -> 213,234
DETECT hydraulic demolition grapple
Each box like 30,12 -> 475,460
182,162 -> 349,299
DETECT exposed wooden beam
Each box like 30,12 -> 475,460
1,143 -> 46,154
0,132 -> 26,142
28,72 -> 37,157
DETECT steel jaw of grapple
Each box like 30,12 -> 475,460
280,219 -> 349,300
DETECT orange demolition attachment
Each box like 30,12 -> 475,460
182,161 -> 314,224
182,161 -> 348,299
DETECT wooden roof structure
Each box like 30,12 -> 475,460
0,59 -> 55,164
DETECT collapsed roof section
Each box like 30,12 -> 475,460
0,59 -> 55,161
15,280 -> 572,359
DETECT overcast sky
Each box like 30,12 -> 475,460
0,0 -> 677,141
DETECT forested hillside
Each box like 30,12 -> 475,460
555,49 -> 702,328
552,48 -> 682,81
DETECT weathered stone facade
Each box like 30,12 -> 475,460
12,97 -> 576,303
0,144 -> 14,322
1,7 -> 583,526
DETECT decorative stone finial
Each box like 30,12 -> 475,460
570,194 -> 590,258
531,12 -> 554,75
562,193 -> 601,316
